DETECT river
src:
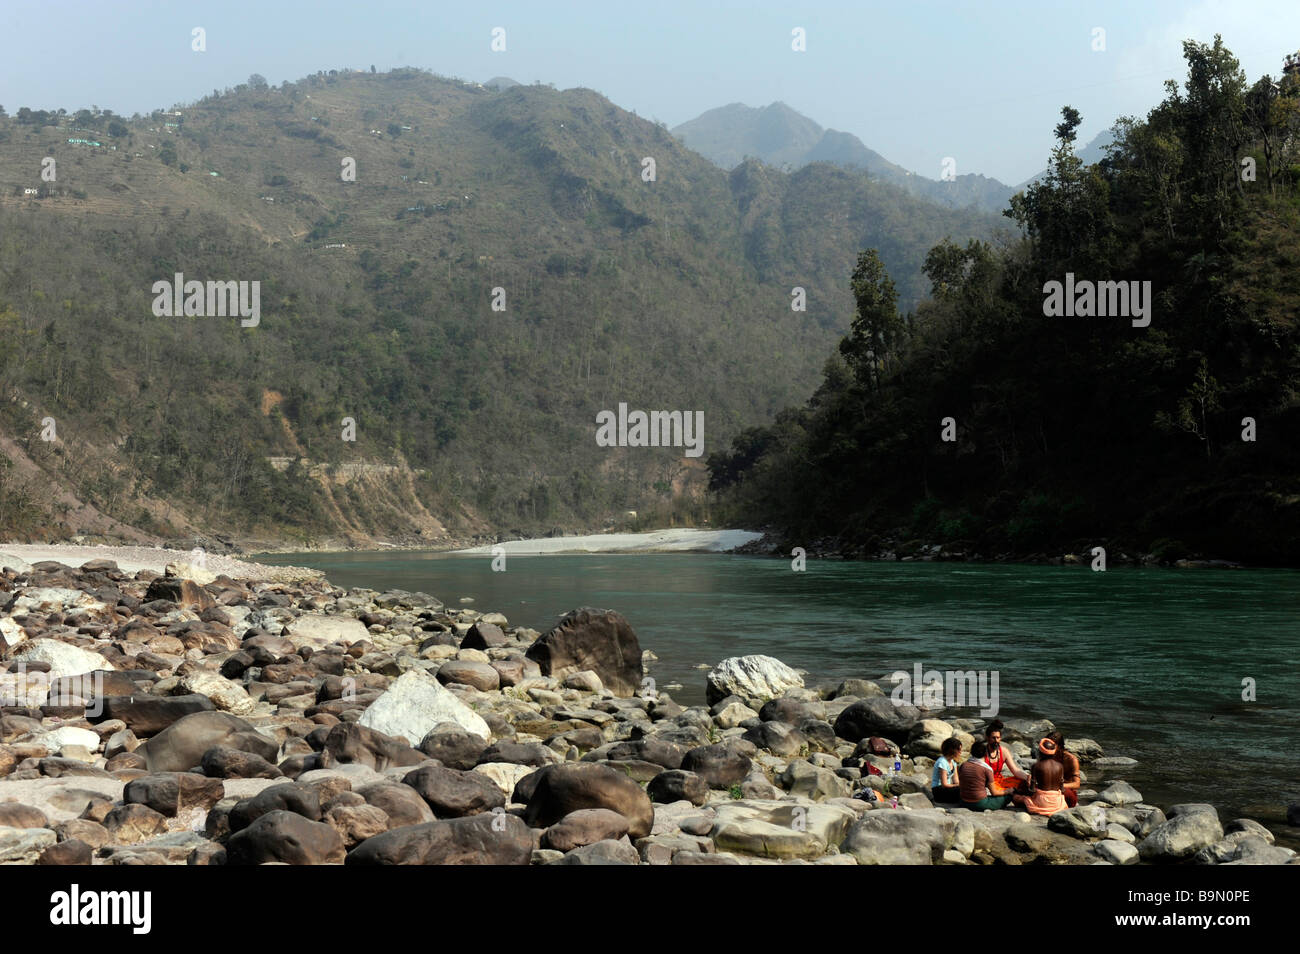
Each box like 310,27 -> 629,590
254,548 -> 1300,844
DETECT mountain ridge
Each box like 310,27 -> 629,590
0,68 -> 1001,549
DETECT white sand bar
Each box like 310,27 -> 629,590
454,528 -> 763,555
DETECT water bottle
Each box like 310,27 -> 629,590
893,755 -> 902,775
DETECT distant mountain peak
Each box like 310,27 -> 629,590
674,101 -> 1015,214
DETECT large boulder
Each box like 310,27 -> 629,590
226,810 -> 345,865
1001,824 -> 1100,864
101,803 -> 168,844
124,773 -> 225,817
1096,839 -> 1140,865
475,740 -> 557,768
228,783 -> 321,832
200,746 -> 283,780
520,763 -> 654,838
138,711 -> 279,773
550,837 -> 641,865
96,694 -> 217,735
357,670 -> 490,742
1139,811 -> 1224,862
705,655 -> 803,707
280,613 -> 368,650
741,721 -> 807,757
319,723 -> 426,772
0,828 -> 58,864
833,696 -> 923,744
345,813 -> 533,865
1048,805 -> 1109,840
0,803 -> 50,828
525,608 -> 642,697
144,577 -> 214,611
401,765 -> 505,818
325,803 -> 390,849
680,744 -> 751,789
600,738 -> 685,770
839,808 -> 958,865
436,660 -> 500,692
9,640 -> 114,679
418,727 -> 488,770
778,760 -> 850,801
356,784 -> 436,828
1097,781 -> 1143,806
178,671 -> 255,715
460,623 -> 507,650
903,719 -> 954,757
646,770 -> 709,806
541,808 -> 630,851
710,799 -> 855,860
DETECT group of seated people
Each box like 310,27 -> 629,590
930,719 -> 1080,814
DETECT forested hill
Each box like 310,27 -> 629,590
708,38 -> 1300,566
0,69 -> 1000,548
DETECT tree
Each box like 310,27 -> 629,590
1176,36 -> 1248,235
1006,105 -> 1115,272
248,73 -> 269,91
839,249 -> 902,391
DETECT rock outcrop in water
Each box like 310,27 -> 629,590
0,556 -> 1292,866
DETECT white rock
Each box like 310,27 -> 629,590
9,587 -> 107,616
473,762 -> 534,796
0,828 -> 56,864
10,639 -> 115,678
180,671 -> 256,715
1096,839 -> 1140,865
711,798 -> 855,859
165,561 -> 217,585
224,605 -> 254,635
283,613 -> 368,649
563,670 -> 604,693
33,726 -> 101,752
0,777 -> 124,822
0,552 -> 33,573
0,616 -> 24,649
706,655 -> 804,705
358,670 -> 490,742
1106,823 -> 1136,844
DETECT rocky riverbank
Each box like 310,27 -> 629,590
0,555 -> 1291,866
733,532 -> 1248,569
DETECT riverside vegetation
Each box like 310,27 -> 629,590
708,38 -> 1300,566
0,554 -> 1292,866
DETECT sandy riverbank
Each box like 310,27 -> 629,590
452,529 -> 764,555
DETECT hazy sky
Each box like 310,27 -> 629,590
2,0 -> 1298,183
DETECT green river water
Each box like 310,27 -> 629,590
255,549 -> 1300,844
